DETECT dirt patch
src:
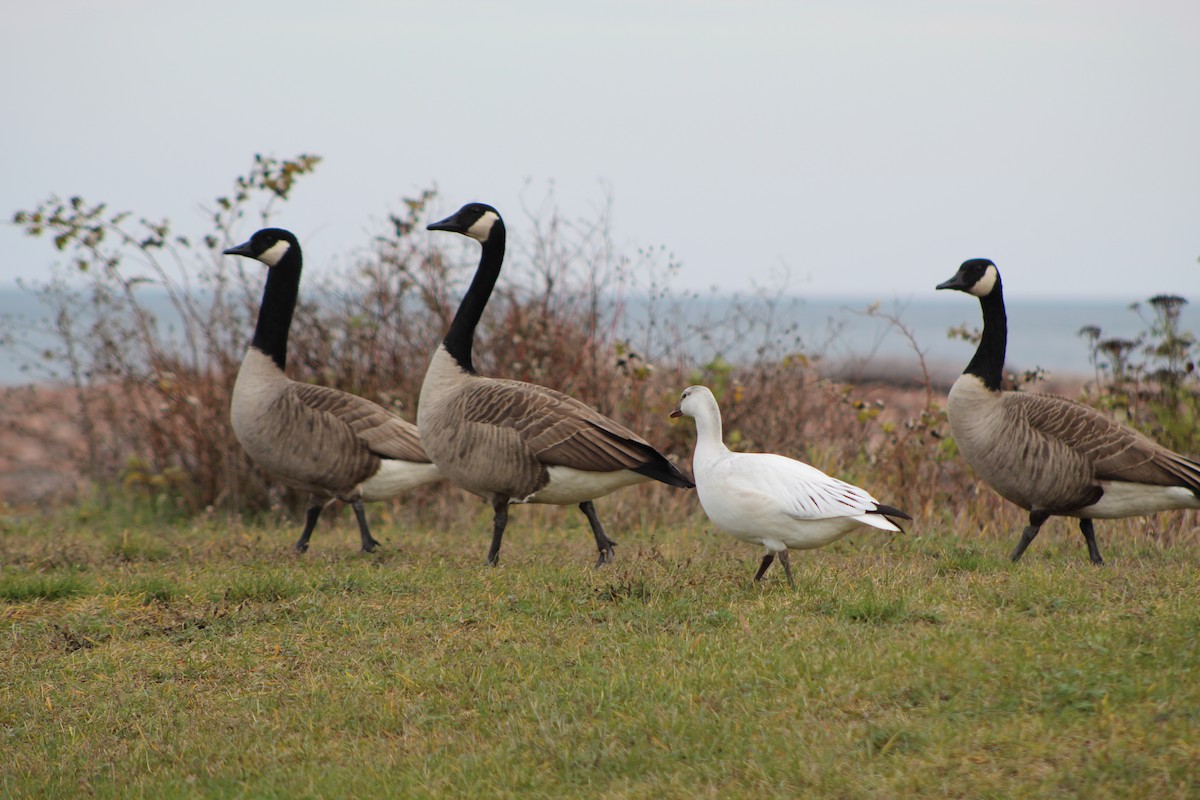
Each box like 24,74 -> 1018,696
0,384 -> 89,508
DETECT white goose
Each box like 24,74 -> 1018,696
672,385 -> 911,586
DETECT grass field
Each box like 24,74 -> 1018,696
2,506 -> 1198,798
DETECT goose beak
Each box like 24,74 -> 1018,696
669,406 -> 682,418
223,241 -> 255,257
936,273 -> 968,291
426,214 -> 461,233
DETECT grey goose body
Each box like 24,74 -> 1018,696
938,259 -> 1200,564
420,203 -> 693,566
232,350 -> 433,500
225,228 -> 441,553
419,361 -> 672,503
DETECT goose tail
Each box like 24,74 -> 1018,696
1164,452 -> 1200,498
633,455 -> 695,489
859,503 -> 912,532
873,503 -> 913,521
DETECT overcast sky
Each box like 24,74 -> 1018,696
3,0 -> 1198,300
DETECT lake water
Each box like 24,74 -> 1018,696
0,286 -> 1193,386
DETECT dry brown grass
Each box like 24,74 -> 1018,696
6,156 -> 1200,560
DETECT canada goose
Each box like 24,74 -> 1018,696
671,385 -> 911,587
937,258 -> 1200,564
420,203 -> 694,566
224,228 -> 442,553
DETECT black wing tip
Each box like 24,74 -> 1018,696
872,503 -> 913,521
633,458 -> 695,489
667,473 -> 697,489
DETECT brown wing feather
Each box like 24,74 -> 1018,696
1006,392 -> 1200,490
453,379 -> 667,472
242,385 -> 376,495
289,383 -> 430,464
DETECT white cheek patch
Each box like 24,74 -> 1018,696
969,264 -> 998,297
466,211 -> 499,242
258,239 -> 291,267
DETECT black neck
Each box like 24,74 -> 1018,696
250,249 -> 301,371
965,281 -> 1007,391
443,225 -> 506,373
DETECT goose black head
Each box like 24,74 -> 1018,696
223,228 -> 300,268
936,258 -> 1000,298
426,203 -> 503,243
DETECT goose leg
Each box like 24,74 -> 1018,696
294,502 -> 324,554
578,500 -> 617,567
1010,510 -> 1050,563
778,550 -> 796,588
754,553 -> 775,582
1079,519 -> 1104,565
486,495 -> 510,566
351,498 -> 380,553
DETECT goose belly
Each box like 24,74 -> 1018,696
774,517 -> 867,550
230,391 -> 318,491
231,359 -> 364,497
948,380 -> 1061,510
415,422 -> 546,501
232,425 -> 353,498
357,459 -> 443,501
1079,481 -> 1200,519
230,354 -> 300,469
697,484 -> 864,550
521,466 -> 648,505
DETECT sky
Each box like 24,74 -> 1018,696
3,0 -> 1199,300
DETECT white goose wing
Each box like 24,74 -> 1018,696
729,452 -> 889,522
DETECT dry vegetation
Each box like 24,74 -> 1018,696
2,155 -> 968,523
3,153 -> 1199,542
4,154 -> 1200,541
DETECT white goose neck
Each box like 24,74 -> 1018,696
690,396 -> 728,461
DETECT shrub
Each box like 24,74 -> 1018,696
5,158 -> 708,522
1,155 -> 1075,541
1079,294 -> 1200,456
9,154 -> 324,514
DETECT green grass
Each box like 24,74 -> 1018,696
1,511 -> 1198,798
0,570 -> 88,602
